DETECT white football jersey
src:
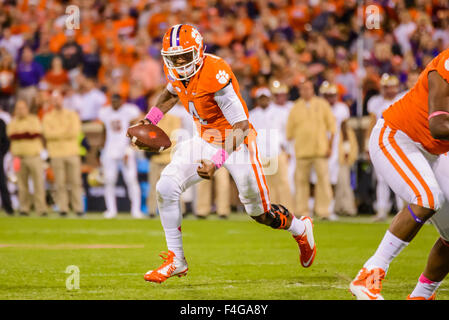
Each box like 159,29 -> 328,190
330,102 -> 350,161
249,102 -> 293,159
99,103 -> 141,159
367,93 -> 403,120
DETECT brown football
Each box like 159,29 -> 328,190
127,123 -> 172,152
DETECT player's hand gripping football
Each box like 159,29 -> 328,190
197,159 -> 216,180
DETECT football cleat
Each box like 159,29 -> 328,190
406,293 -> 436,300
293,216 -> 316,268
144,250 -> 188,283
350,267 -> 386,300
103,211 -> 117,219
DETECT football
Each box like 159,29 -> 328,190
127,123 -> 172,152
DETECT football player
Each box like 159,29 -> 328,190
350,49 -> 449,300
99,93 -> 144,219
133,24 -> 316,283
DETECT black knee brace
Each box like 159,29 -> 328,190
267,204 -> 291,229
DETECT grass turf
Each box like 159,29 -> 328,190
0,212 -> 447,300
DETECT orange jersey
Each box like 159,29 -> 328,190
383,49 -> 449,155
164,53 -> 251,145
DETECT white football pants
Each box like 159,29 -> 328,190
156,136 -> 271,231
370,119 -> 449,240
101,152 -> 141,216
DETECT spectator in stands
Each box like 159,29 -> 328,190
7,100 -> 47,216
16,46 -> 44,110
0,52 -> 16,113
42,56 -> 69,91
0,117 -> 13,215
42,90 -> 83,217
59,30 -> 83,73
0,27 -> 24,61
287,80 -> 336,219
70,75 -> 106,122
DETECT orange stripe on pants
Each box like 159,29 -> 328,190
388,129 -> 435,210
378,125 -> 423,207
247,142 -> 270,213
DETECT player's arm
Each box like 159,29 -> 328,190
141,84 -> 179,125
428,70 -> 449,141
197,82 -> 249,179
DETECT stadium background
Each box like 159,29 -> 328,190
0,0 -> 448,215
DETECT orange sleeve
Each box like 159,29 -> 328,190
434,50 -> 449,84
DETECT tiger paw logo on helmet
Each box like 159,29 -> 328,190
216,70 -> 229,85
191,28 -> 202,45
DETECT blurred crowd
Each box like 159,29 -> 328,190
0,0 -> 448,219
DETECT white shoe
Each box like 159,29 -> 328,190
144,250 -> 188,283
132,211 -> 145,219
103,211 -> 117,219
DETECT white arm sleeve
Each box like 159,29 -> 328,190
166,82 -> 178,96
214,83 -> 247,126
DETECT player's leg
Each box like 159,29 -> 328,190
295,158 -> 313,216
409,154 -> 449,299
313,157 -> 333,219
374,170 -> 391,221
121,150 -> 143,218
50,157 -> 68,215
17,157 -> 31,214
225,140 -> 316,268
144,137 -> 212,282
66,156 -> 83,215
350,120 -> 444,300
101,156 -> 118,218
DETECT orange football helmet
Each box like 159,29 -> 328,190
161,24 -> 205,81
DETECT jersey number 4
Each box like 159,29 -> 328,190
189,101 -> 208,125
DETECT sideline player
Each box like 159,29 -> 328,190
99,93 -> 144,219
350,49 -> 449,300
132,24 -> 316,283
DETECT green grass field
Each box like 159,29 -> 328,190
0,212 -> 447,300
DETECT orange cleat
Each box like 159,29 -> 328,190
144,250 -> 188,283
293,216 -> 316,268
407,293 -> 436,300
350,267 -> 386,300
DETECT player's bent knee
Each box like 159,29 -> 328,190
156,176 -> 182,203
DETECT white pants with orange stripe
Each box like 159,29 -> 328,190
370,119 -> 449,240
156,136 -> 271,229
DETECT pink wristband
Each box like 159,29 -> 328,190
428,111 -> 449,120
145,106 -> 164,125
211,149 -> 229,169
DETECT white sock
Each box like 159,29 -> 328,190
164,227 -> 184,260
288,217 -> 306,236
410,274 -> 441,299
364,230 -> 409,272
